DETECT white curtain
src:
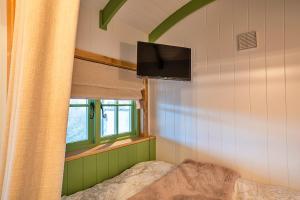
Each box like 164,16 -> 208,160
71,58 -> 144,100
0,0 -> 80,199
0,0 -> 7,170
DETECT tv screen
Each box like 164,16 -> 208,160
137,41 -> 191,81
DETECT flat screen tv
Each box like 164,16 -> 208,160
137,41 -> 191,81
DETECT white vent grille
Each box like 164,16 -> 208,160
237,31 -> 257,51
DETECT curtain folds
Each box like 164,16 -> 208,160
0,0 -> 8,186
71,58 -> 144,100
0,0 -> 80,199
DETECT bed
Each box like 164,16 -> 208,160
62,161 -> 300,200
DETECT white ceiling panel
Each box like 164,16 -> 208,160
114,0 -> 190,33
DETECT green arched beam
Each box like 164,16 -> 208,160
99,0 -> 127,30
149,0 -> 215,42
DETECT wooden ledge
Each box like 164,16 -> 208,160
74,48 -> 137,71
65,136 -> 156,162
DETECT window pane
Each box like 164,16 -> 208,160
70,99 -> 88,105
101,100 -> 116,105
118,100 -> 132,105
66,107 -> 88,143
118,106 -> 131,133
101,106 -> 116,137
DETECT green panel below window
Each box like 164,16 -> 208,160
63,139 -> 155,196
137,141 -> 150,163
83,155 -> 97,189
97,152 -> 109,183
118,146 -> 130,172
67,159 -> 83,195
62,164 -> 68,196
108,149 -> 119,178
150,138 -> 156,160
127,144 -> 137,167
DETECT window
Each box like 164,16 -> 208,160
66,99 -> 138,151
101,100 -> 133,137
66,99 -> 89,143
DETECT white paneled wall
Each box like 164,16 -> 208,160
76,0 -> 147,62
149,0 -> 300,190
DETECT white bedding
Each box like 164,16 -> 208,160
62,161 -> 300,200
233,179 -> 300,200
61,161 -> 174,200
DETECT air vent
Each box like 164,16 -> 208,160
237,31 -> 257,51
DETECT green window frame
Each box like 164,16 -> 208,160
66,99 -> 95,152
66,99 -> 139,152
98,100 -> 139,143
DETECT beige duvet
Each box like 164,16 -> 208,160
129,159 -> 240,200
62,160 -> 300,200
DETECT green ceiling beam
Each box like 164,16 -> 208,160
99,0 -> 127,30
149,0 -> 215,42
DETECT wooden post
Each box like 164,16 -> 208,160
141,79 -> 148,136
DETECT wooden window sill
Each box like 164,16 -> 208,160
65,136 -> 155,162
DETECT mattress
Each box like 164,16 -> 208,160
62,161 -> 300,200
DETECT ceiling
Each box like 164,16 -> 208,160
98,0 -> 190,34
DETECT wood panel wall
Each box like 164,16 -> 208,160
149,0 -> 300,190
62,139 -> 156,196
